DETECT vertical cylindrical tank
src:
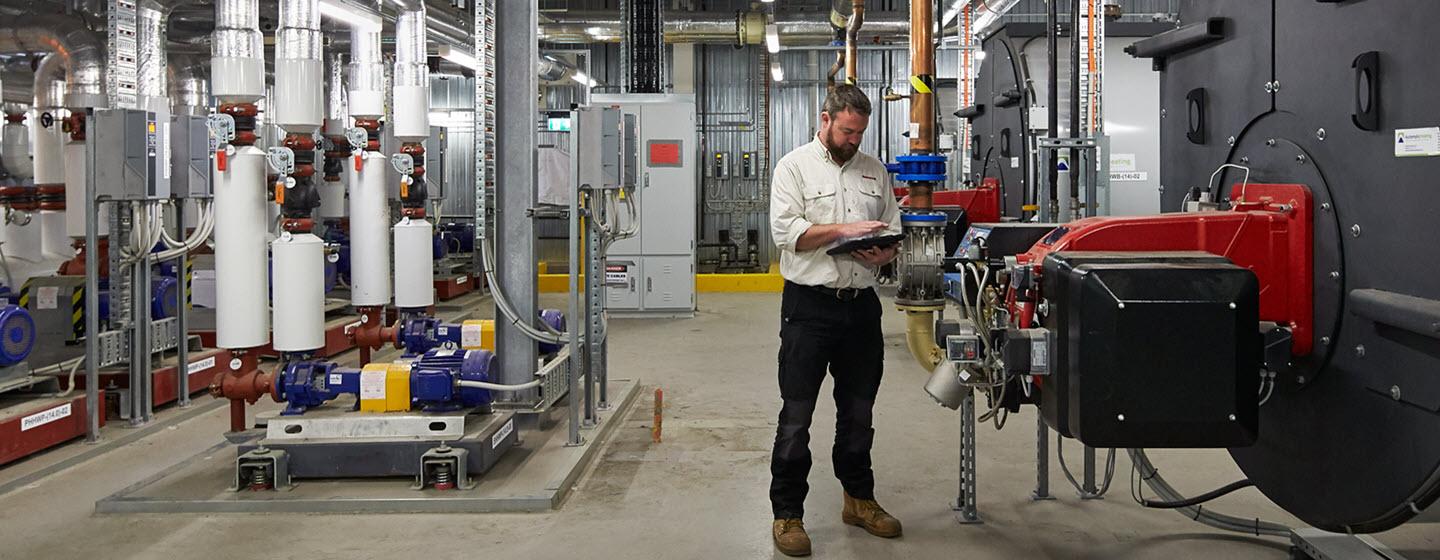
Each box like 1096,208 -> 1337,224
393,217 -> 434,309
212,146 -> 271,348
349,151 -> 391,306
271,231 -> 325,351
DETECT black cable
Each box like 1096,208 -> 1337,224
1141,479 -> 1256,510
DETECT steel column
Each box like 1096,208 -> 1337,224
1032,411 -> 1054,500
954,389 -> 981,524
493,0 -> 539,398
175,204 -> 190,407
83,110 -> 101,443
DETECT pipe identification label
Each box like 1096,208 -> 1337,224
21,403 -> 72,431
1396,127 -> 1440,157
187,356 -> 216,376
492,419 -> 514,449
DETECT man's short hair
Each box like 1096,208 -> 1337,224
823,85 -> 872,118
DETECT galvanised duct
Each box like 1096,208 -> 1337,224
0,16 -> 106,108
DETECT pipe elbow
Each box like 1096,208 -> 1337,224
904,310 -> 944,372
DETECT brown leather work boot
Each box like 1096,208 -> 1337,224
772,518 -> 812,557
842,492 -> 903,538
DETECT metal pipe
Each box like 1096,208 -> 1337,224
907,0 -> 936,210
348,18 -> 385,119
0,16 -> 107,108
1070,0 -> 1081,214
1046,0 -> 1059,219
211,0 -> 264,103
844,0 -> 865,85
391,0 -> 429,141
136,0 -> 168,112
32,54 -> 66,110
167,53 -> 210,116
538,10 -> 917,45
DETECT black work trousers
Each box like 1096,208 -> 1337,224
769,281 -> 886,519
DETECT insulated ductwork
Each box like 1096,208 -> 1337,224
211,0 -> 264,103
392,0 -> 429,141
167,54 -> 210,116
135,0 -> 167,112
32,54 -> 66,111
347,21 -> 384,119
0,16 -> 106,108
274,0 -> 323,131
539,10 -> 915,45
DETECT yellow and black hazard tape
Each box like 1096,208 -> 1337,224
71,286 -> 84,337
909,74 -> 935,95
185,257 -> 194,308
18,279 -> 31,308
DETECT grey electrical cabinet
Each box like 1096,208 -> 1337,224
590,94 -> 697,315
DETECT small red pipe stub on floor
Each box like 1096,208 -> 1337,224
652,387 -> 663,444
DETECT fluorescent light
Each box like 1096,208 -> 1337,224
436,45 -> 479,70
318,0 -> 381,31
770,63 -> 784,82
765,23 -> 780,54
571,71 -> 591,87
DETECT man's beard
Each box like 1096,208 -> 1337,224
824,131 -> 858,163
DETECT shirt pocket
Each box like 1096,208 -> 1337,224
855,178 -> 885,218
801,182 -> 838,224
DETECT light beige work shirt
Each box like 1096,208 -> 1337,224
769,136 -> 902,289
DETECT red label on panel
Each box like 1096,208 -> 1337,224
649,142 -> 681,166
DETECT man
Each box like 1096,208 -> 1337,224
767,85 -> 903,557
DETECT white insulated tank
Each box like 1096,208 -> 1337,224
318,173 -> 347,219
270,231 -> 325,352
393,217 -> 434,309
348,152 -> 390,306
1,121 -> 32,180
213,146 -> 271,349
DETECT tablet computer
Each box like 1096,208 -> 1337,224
826,234 -> 907,256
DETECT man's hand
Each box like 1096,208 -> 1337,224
851,244 -> 898,267
794,220 -> 891,252
837,221 -> 890,239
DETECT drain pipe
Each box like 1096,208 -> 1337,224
391,0 -> 434,319
346,12 -> 397,365
270,0 -> 328,360
207,0 -> 278,431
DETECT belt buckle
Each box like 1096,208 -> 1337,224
835,288 -> 857,301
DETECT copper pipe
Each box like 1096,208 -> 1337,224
844,0 -> 864,85
826,51 -> 843,91
907,0 -> 936,210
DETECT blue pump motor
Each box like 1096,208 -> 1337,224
411,348 -> 495,411
151,276 -> 180,319
537,308 -> 566,356
0,305 -> 36,367
274,361 -> 351,415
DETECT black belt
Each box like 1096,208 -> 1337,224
790,281 -> 871,301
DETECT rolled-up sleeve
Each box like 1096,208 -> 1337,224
770,159 -> 812,253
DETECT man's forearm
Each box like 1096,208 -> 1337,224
794,224 -> 845,252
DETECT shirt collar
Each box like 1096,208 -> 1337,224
811,134 -> 850,169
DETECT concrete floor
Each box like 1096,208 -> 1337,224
0,292 -> 1435,559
